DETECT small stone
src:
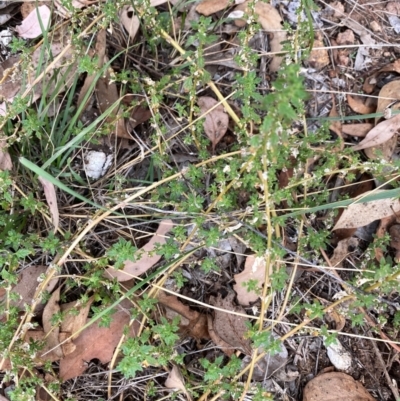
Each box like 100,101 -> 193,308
370,21 -> 382,32
336,29 -> 355,46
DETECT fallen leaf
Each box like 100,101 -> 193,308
59,300 -> 139,381
329,94 -> 343,150
76,29 -> 106,113
207,314 -> 234,356
42,288 -> 63,359
363,60 -> 400,94
104,219 -> 174,281
329,238 -> 358,267
352,113 -> 400,151
347,95 -> 375,115
308,38 -> 330,70
0,265 -> 58,319
0,41 -> 77,116
332,174 -> 374,243
158,292 -> 209,339
363,80 -> 400,160
96,58 -> 132,140
234,255 -> 269,306
120,5 -> 140,39
25,330 -> 65,364
303,372 -> 376,401
0,140 -> 12,170
342,123 -> 373,137
209,292 -> 252,355
38,176 -> 59,233
58,296 -> 94,355
325,308 -> 346,332
333,191 -> 400,230
196,0 -> 230,16
197,96 -> 228,151
389,224 -> 400,262
374,215 -> 396,261
242,333 -> 293,381
165,365 -> 192,400
15,5 -> 51,39
234,2 -> 287,72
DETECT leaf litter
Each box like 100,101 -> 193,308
1,0 -> 400,399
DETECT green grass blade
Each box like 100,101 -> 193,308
282,187 -> 400,217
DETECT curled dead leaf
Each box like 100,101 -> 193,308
197,96 -> 229,151
303,372 -> 376,401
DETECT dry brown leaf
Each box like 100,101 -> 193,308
105,219 -> 174,281
362,80 -> 400,160
233,255 -> 269,306
329,94 -> 343,150
165,365 -> 192,400
207,314 -> 234,356
347,94 -> 375,115
234,2 -> 286,72
58,296 -> 94,355
374,215 -> 396,261
60,297 -> 94,340
342,123 -> 373,137
0,140 -> 12,170
120,5 -> 140,39
307,38 -> 330,70
158,292 -> 209,339
209,292 -> 252,355
303,372 -> 376,401
325,308 -> 346,332
59,300 -> 139,381
16,5 -> 51,39
389,224 -> 400,262
123,94 -> 152,129
38,176 -> 59,233
197,96 -> 228,151
76,29 -> 106,113
42,287 -> 63,359
363,60 -> 400,93
25,330 -> 64,364
0,266 -> 58,319
333,191 -> 400,230
352,113 -> 400,151
96,58 -> 132,140
196,0 -> 230,16
329,237 -> 358,268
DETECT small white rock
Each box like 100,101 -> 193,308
326,339 -> 352,371
83,150 -> 113,179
